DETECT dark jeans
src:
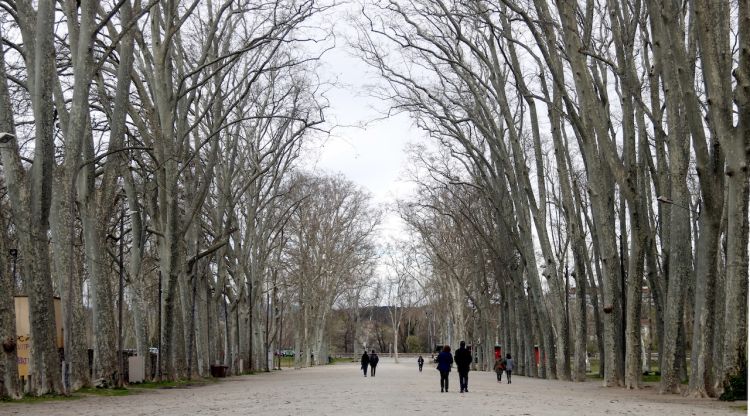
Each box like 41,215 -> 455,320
458,370 -> 469,392
362,365 -> 368,376
370,365 -> 377,376
506,369 -> 512,384
419,364 -> 423,372
440,371 -> 450,391
496,371 -> 503,381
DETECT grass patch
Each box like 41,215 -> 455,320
0,378 -> 215,403
730,404 -> 747,412
272,356 -> 355,367
585,359 -> 671,384
1,393 -> 79,404
75,387 -> 130,397
642,373 -> 660,383
131,378 -> 215,390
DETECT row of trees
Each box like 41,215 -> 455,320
356,0 -> 748,399
0,0 -> 381,398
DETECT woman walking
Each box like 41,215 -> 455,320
504,353 -> 514,384
436,345 -> 454,392
493,355 -> 506,382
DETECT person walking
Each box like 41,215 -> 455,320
505,353 -> 514,384
436,345 -> 453,393
454,341 -> 472,393
361,350 -> 370,377
493,355 -> 506,382
370,350 -> 379,376
417,355 -> 424,372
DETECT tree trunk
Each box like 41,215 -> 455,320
658,138 -> 692,392
693,0 -> 750,395
5,0 -> 64,395
0,213 -> 20,398
49,182 -> 88,390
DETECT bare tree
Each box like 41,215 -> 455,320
283,173 -> 380,367
0,0 -> 64,395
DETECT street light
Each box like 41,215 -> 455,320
8,248 -> 17,290
118,197 -> 125,387
0,132 -> 15,143
117,198 -> 138,387
656,195 -> 700,217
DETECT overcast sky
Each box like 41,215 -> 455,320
300,21 -> 425,241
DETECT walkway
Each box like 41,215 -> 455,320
1,358 -> 743,415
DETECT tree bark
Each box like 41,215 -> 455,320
1,0 -> 64,395
0,211 -> 20,398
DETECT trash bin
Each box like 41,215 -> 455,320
210,365 -> 229,377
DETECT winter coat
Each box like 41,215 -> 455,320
493,358 -> 506,373
370,353 -> 379,366
361,353 -> 370,368
436,351 -> 453,372
454,347 -> 472,372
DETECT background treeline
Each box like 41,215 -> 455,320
352,0 -> 748,400
0,0 -> 383,398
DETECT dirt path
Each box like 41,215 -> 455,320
1,358 -> 744,415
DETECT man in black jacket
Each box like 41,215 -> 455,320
454,341 -> 472,393
361,350 -> 370,377
369,350 -> 379,376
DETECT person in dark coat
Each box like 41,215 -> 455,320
369,350 -> 379,376
454,340 -> 472,393
417,355 -> 424,372
493,355 -> 506,382
436,345 -> 453,392
360,350 -> 370,377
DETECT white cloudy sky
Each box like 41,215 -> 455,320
300,14 -> 426,241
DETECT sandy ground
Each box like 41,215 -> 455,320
1,358 -> 745,415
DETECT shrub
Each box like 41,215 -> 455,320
405,335 -> 425,353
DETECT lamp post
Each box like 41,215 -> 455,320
9,248 -> 17,290
118,197 -> 125,387
157,270 -> 162,380
656,195 -> 700,216
208,285 -> 213,367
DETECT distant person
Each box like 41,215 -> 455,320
505,353 -> 514,384
493,355 -> 506,382
370,350 -> 379,376
418,355 -> 424,372
361,350 -> 370,377
436,345 -> 453,392
454,341 -> 472,393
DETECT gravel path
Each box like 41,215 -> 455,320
1,358 -> 744,415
